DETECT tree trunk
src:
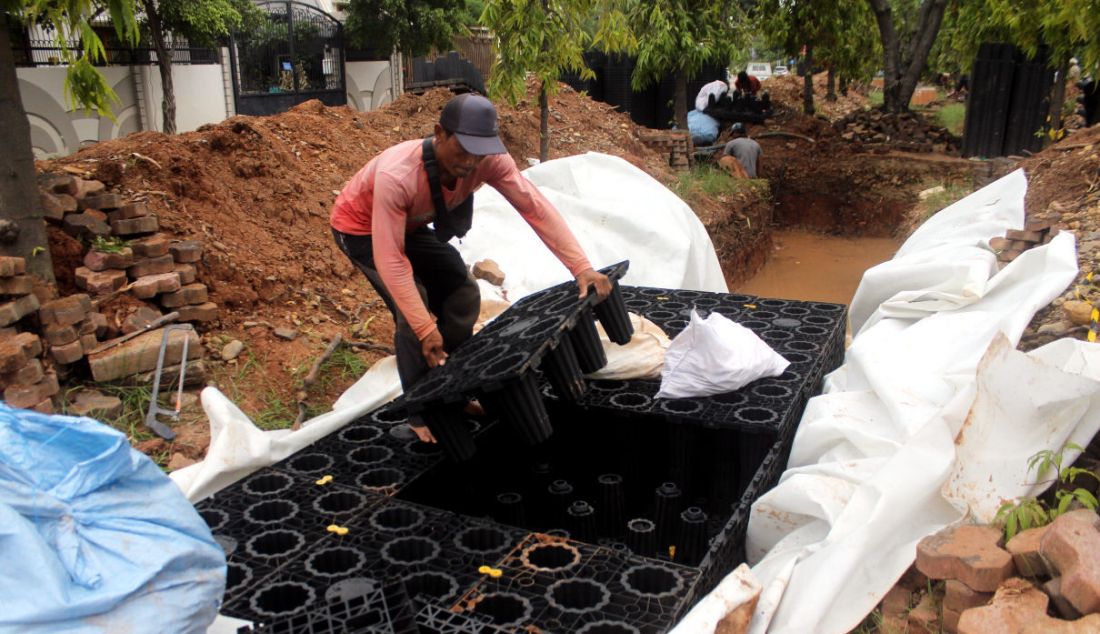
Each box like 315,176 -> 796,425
674,66 -> 688,131
870,0 -> 948,113
0,23 -> 55,285
840,76 -> 849,97
539,81 -> 550,162
144,0 -> 176,134
826,65 -> 837,102
803,45 -> 815,115
1047,57 -> 1070,139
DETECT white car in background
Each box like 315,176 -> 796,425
774,65 -> 789,77
746,62 -> 772,80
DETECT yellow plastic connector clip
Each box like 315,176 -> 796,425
478,565 -> 492,575
315,475 -> 334,486
326,524 -> 349,536
744,303 -> 757,309
488,569 -> 503,579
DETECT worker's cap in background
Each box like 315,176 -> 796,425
730,123 -> 746,134
439,93 -> 507,155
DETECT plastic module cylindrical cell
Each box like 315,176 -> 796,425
653,482 -> 683,549
597,474 -> 625,537
304,546 -> 366,579
248,580 -> 316,618
495,491 -> 527,527
480,372 -> 552,445
566,500 -> 597,542
546,578 -> 611,614
403,570 -> 459,603
592,281 -> 634,345
356,466 -> 406,493
313,488 -> 372,518
283,452 -> 334,475
243,499 -> 301,527
347,445 -> 395,467
541,337 -> 587,401
380,536 -> 441,566
370,407 -> 408,426
421,405 -> 476,462
568,309 -> 607,373
677,507 -> 708,565
225,561 -> 254,597
608,391 -> 651,410
625,518 -> 656,557
241,471 -> 294,497
369,504 -> 426,533
469,592 -> 533,627
577,620 -> 642,634
455,524 -> 516,557
338,424 -> 383,444
658,398 -> 703,417
244,529 -> 305,561
620,563 -> 685,599
520,541 -> 581,572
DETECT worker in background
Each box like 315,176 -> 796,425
331,93 -> 612,443
719,123 -> 762,179
734,70 -> 762,96
695,78 -> 730,112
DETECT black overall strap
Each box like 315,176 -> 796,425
421,137 -> 449,221
420,137 -> 474,243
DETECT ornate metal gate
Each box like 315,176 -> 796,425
229,1 -> 345,116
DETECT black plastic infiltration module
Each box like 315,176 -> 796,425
403,261 -> 631,460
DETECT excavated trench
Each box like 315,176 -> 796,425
720,152 -> 974,304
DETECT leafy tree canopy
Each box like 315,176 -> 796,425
344,0 -> 468,58
154,0 -> 263,47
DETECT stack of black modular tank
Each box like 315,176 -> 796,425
197,275 -> 846,633
404,261 -> 633,461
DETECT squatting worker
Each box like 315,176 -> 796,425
330,93 -> 612,443
720,123 -> 762,180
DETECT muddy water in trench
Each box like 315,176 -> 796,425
735,230 -> 901,306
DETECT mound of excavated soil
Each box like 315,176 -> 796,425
40,83 -> 675,330
762,72 -> 870,121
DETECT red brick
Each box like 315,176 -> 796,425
111,215 -> 158,236
73,179 -> 105,199
31,398 -> 53,414
88,312 -> 109,339
177,302 -> 218,323
62,213 -> 111,240
1006,525 -> 1050,578
43,324 -> 78,346
40,191 -> 76,221
0,294 -> 40,327
122,307 -> 162,334
78,318 -> 96,335
83,247 -> 133,271
0,275 -> 34,296
106,202 -> 148,221
68,389 -> 122,419
174,263 -> 197,284
989,236 -> 1010,251
88,327 -> 201,382
0,339 -> 29,373
916,524 -> 1015,592
79,333 -> 97,353
131,272 -> 181,299
39,294 -> 91,327
13,332 -> 42,358
160,283 -> 208,308
945,579 -> 993,613
127,254 -> 175,279
0,358 -> 44,390
169,240 -> 203,263
74,267 -> 128,295
84,209 -> 108,222
473,259 -> 505,285
79,193 -> 124,211
1045,576 -> 1083,620
0,256 -> 26,277
39,173 -> 77,196
1005,229 -> 1044,243
130,234 -> 170,258
3,371 -> 59,408
1039,509 -> 1100,614
50,340 -> 83,364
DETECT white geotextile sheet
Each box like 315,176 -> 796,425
673,169 -> 1100,634
173,152 -> 711,503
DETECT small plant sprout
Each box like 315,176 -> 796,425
994,442 -> 1100,540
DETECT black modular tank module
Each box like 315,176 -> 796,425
196,261 -> 846,633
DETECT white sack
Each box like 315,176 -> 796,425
671,170 -> 1087,634
658,310 -> 789,399
456,152 -> 728,299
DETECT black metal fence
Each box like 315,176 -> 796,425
8,20 -> 218,67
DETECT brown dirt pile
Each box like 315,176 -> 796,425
40,83 -> 674,330
761,72 -> 870,121
833,109 -> 960,153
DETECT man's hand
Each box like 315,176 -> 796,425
410,424 -> 437,443
576,268 -> 612,302
421,329 -> 448,367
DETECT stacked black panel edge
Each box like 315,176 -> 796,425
196,280 -> 846,633
404,260 -> 633,461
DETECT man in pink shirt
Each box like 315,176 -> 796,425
331,93 -> 612,443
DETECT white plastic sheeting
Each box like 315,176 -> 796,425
174,152 -> 713,503
455,152 -> 728,298
672,170 -> 1096,634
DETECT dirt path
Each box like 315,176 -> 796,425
734,230 -> 900,305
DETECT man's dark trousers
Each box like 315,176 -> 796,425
332,227 -> 480,426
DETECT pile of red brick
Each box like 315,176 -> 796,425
41,174 -> 218,324
990,221 -> 1061,264
637,130 -> 694,170
908,511 -> 1100,632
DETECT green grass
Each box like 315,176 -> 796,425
253,393 -> 296,430
673,164 -> 747,202
868,90 -> 883,107
936,102 -> 966,136
917,182 -> 974,223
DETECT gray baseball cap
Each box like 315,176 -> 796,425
439,93 -> 507,155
